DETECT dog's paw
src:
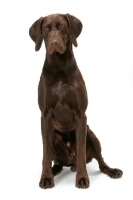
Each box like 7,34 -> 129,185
76,177 -> 90,189
39,177 -> 54,189
52,165 -> 62,176
70,165 -> 77,172
108,168 -> 123,178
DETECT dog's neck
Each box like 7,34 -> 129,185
42,41 -> 78,86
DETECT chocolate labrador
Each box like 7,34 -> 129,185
29,13 -> 123,189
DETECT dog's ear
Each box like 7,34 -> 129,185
29,17 -> 44,51
65,14 -> 82,47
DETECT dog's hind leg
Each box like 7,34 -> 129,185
52,163 -> 63,176
52,130 -> 73,176
86,125 -> 123,178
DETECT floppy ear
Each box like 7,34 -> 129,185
65,14 -> 83,47
29,17 -> 43,51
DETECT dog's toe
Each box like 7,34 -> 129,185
76,177 -> 90,189
109,168 -> 123,178
39,177 -> 54,189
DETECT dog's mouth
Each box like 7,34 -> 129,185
48,48 -> 59,55
53,49 -> 58,53
48,46 -> 66,55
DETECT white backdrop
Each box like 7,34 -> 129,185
0,0 -> 133,199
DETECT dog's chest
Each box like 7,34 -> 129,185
50,71 -> 77,103
52,80 -> 70,99
48,72 -> 78,132
54,71 -> 69,90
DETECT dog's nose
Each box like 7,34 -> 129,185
51,39 -> 59,46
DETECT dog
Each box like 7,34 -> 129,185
29,13 -> 123,189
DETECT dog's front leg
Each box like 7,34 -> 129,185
39,112 -> 54,189
76,114 -> 89,188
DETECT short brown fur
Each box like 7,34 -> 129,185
29,13 -> 123,189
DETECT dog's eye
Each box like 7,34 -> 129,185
59,24 -> 64,29
46,27 -> 50,32
45,27 -> 50,32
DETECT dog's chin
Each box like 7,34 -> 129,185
48,47 -> 66,55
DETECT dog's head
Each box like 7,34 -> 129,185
29,14 -> 82,55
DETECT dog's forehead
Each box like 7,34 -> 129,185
44,14 -> 67,25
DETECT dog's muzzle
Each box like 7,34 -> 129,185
47,33 -> 66,55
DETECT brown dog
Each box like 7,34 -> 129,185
29,13 -> 123,189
